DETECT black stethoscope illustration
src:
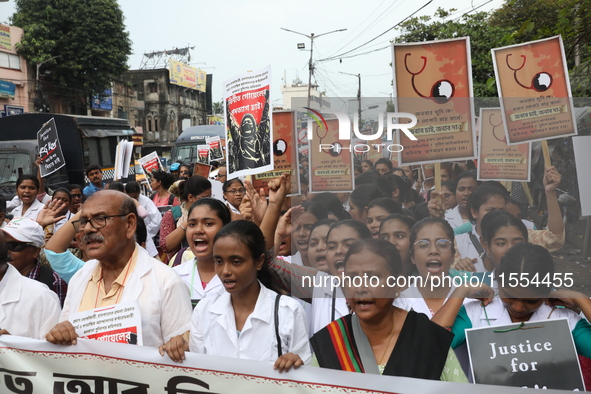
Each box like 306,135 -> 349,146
505,54 -> 553,92
315,125 -> 342,156
489,113 -> 506,143
404,53 -> 455,104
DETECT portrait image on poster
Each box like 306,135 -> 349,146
478,108 -> 531,181
206,136 -> 224,162
492,35 -> 577,144
197,145 -> 209,164
223,66 -> 273,178
392,37 -> 476,165
251,111 -> 300,196
308,118 -> 354,193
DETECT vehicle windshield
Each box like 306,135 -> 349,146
174,145 -> 196,163
0,151 -> 31,185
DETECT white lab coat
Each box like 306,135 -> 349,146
463,298 -> 582,330
173,258 -> 223,300
61,245 -> 192,348
189,282 -> 311,364
444,205 -> 466,230
456,225 -> 486,272
10,198 -> 45,221
0,264 -> 61,339
138,194 -> 161,239
395,283 -> 457,319
310,272 -> 348,334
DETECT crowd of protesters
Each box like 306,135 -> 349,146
1,154 -> 590,385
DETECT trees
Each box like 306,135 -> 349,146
11,0 -> 132,111
395,9 -> 511,97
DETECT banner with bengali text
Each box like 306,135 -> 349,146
0,336 -> 567,394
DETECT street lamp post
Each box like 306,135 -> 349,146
341,72 -> 362,130
35,55 -> 62,112
281,27 -> 346,108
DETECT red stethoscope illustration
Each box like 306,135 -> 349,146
404,53 -> 455,104
315,124 -> 342,156
505,54 -> 553,92
489,113 -> 506,143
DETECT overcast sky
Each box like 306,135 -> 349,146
2,0 -> 505,105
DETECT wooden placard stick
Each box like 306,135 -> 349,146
541,140 -> 552,169
434,162 -> 442,205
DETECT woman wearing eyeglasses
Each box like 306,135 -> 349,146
394,217 -> 457,319
222,178 -> 244,214
67,184 -> 83,214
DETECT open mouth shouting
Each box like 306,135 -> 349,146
334,259 -> 345,273
425,259 -> 443,274
193,238 -> 210,254
353,299 -> 376,311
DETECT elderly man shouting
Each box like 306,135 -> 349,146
46,190 -> 191,348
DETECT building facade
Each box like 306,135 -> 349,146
0,24 -> 30,115
121,69 -> 207,154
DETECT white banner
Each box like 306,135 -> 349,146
0,336 -> 572,394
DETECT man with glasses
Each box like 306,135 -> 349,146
0,231 -> 61,339
215,166 -> 227,183
1,218 -> 68,306
46,190 -> 191,348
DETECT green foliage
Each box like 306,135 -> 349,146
11,0 -> 132,100
395,9 -> 511,97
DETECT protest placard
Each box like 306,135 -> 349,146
478,108 -> 531,181
466,318 -> 584,390
224,65 -> 273,178
392,37 -> 477,165
70,300 -> 143,346
492,35 -> 577,144
197,145 -> 209,164
193,162 -> 212,178
37,118 -> 66,177
308,117 -> 354,193
251,111 -> 300,196
138,151 -> 163,186
206,136 -> 224,162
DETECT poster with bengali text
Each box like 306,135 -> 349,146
70,300 -> 142,346
224,66 -> 273,178
206,136 -> 224,162
478,108 -> 531,181
309,118 -> 354,193
251,111 -> 300,196
492,35 -> 577,144
392,37 -> 476,165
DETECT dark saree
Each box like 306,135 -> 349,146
310,311 -> 453,380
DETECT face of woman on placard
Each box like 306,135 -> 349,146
482,225 -> 527,271
326,225 -> 363,276
410,223 -> 454,281
380,219 -> 411,264
344,250 -> 397,324
307,224 -> 331,273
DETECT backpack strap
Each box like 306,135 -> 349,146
274,293 -> 282,358
172,247 -> 188,268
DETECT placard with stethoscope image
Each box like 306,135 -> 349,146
391,37 -> 477,166
492,35 -> 578,145
477,108 -> 531,182
307,116 -> 355,193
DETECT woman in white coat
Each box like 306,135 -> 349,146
161,220 -> 311,372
